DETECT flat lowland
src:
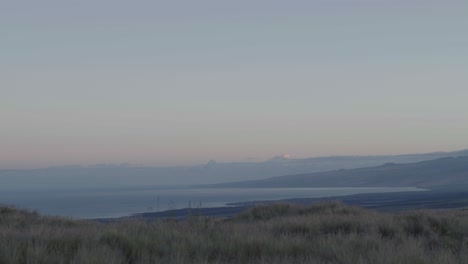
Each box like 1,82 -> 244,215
2,202 -> 468,264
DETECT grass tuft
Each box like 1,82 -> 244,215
2,202 -> 468,263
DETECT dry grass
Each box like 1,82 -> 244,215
1,202 -> 468,263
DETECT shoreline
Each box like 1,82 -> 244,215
93,189 -> 468,222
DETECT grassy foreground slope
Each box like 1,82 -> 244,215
2,202 -> 468,264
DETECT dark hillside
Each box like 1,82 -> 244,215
208,156 -> 468,188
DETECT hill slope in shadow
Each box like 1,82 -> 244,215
207,156 -> 468,188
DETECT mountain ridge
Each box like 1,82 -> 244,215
205,156 -> 468,189
2,149 -> 468,190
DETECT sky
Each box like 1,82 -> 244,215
1,0 -> 468,169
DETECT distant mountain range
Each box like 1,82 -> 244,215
2,149 -> 468,190
206,156 -> 468,189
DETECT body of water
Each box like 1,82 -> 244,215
0,187 -> 425,219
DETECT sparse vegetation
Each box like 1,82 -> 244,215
2,202 -> 468,263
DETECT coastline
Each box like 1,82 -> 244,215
93,189 -> 468,222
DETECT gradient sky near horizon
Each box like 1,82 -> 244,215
2,0 -> 468,169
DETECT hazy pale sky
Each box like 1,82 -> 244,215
2,0 -> 468,168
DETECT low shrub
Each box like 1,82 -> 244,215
1,203 -> 468,263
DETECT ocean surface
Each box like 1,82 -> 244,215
0,187 -> 425,219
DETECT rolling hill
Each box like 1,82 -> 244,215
207,156 -> 468,189
2,149 -> 468,191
